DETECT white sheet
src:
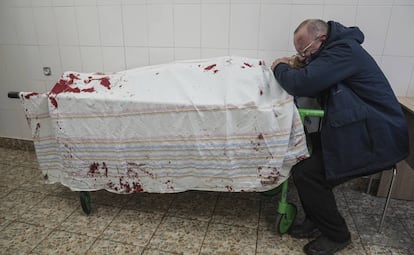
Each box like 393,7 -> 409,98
20,56 -> 308,193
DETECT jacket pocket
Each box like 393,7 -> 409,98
328,105 -> 368,127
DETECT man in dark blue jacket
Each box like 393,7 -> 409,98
272,19 -> 409,255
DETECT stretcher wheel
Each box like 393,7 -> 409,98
276,203 -> 297,234
79,191 -> 91,215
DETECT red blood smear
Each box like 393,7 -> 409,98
24,92 -> 39,99
260,89 -> 263,96
257,133 -> 264,140
81,87 -> 95,92
99,77 -> 110,89
133,182 -> 144,193
259,60 -> 263,66
214,70 -> 219,74
244,62 -> 252,67
102,162 -> 108,177
204,64 -> 216,71
88,162 -> 100,175
49,96 -> 58,108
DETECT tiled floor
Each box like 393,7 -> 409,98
0,147 -> 413,255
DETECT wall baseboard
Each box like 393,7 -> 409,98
0,137 -> 35,152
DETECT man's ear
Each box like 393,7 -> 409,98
320,34 -> 328,41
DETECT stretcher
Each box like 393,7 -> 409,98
8,56 -> 323,234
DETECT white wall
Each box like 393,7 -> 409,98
1,0 -> 414,139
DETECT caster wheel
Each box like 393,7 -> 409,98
276,203 -> 297,234
80,191 -> 91,215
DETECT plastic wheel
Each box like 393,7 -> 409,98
80,191 -> 91,215
276,203 -> 297,234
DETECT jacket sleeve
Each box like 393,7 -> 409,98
273,42 -> 357,97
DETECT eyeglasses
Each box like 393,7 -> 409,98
296,35 -> 322,57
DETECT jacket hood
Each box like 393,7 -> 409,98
325,21 -> 364,45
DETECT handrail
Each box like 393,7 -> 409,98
8,91 -> 20,99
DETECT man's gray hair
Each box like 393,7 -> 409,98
294,19 -> 328,37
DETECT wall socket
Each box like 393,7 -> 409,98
43,67 -> 52,76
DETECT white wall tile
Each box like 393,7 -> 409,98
80,46 -> 104,72
102,47 -> 126,72
122,5 -> 148,46
174,5 -> 201,47
0,109 -> 32,139
15,8 -> 38,45
407,68 -> 414,97
292,0 -> 323,4
394,0 -> 414,5
201,48 -> 229,58
229,48 -> 258,58
323,5 -> 357,26
125,47 -> 149,69
97,0 -> 122,5
74,0 -> 97,5
59,46 -> 82,71
322,0 -> 357,4
149,47 -> 174,65
355,6 -> 391,55
289,5 -> 324,51
358,0 -> 393,5
21,45 -> 43,80
229,4 -> 260,50
33,7 -> 59,45
53,0 -> 75,6
174,0 -> 200,3
174,47 -> 201,60
259,4 -> 292,51
38,45 -> 63,84
54,6 -> 80,46
32,0 -> 53,6
147,5 -> 174,47
75,6 -> 101,46
98,5 -> 124,46
383,5 -> 414,57
122,0 -> 146,5
14,0 -> 32,7
381,56 -> 414,96
201,4 -> 230,48
0,7 -> 18,45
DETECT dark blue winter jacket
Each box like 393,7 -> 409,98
273,21 -> 409,180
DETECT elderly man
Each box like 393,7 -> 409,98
272,19 -> 409,255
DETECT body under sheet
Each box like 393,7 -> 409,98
20,56 -> 308,194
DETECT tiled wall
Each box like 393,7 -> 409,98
1,0 -> 414,140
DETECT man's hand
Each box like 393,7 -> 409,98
271,57 -> 290,71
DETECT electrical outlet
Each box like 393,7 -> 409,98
43,67 -> 52,76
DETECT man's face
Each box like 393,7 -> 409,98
293,26 -> 322,63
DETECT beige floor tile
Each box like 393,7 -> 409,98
200,223 -> 257,255
0,189 -> 46,220
149,216 -> 208,254
85,238 -> 144,255
142,248 -> 179,255
59,204 -> 121,237
31,230 -> 96,255
256,226 -> 307,255
50,184 -> 81,200
101,209 -> 163,246
167,190 -> 218,221
0,185 -> 13,199
0,166 -> 33,188
18,174 -> 59,194
19,195 -> 78,228
212,195 -> 260,228
363,244 -> 411,255
0,221 -> 53,254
